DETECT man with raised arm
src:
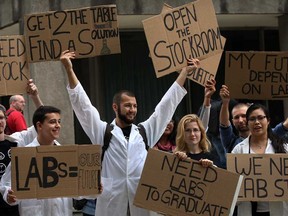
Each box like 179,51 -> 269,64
60,50 -> 199,216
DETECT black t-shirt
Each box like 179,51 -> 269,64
0,139 -> 18,212
121,125 -> 132,141
0,140 -> 17,179
187,151 -> 215,162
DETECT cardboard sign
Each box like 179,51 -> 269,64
134,149 -> 243,216
143,0 -> 224,79
225,51 -> 288,100
0,35 -> 30,95
188,50 -> 224,86
11,145 -> 101,199
24,5 -> 120,62
227,154 -> 288,201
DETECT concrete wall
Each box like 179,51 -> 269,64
1,0 -> 288,26
278,15 -> 288,118
116,0 -> 288,14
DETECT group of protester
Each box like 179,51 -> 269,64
0,50 -> 287,216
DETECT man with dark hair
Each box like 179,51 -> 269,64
0,105 -> 74,215
0,80 -> 42,216
60,50 -> 199,216
32,106 -> 61,131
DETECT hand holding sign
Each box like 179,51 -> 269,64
7,189 -> 17,204
24,5 -> 121,62
199,158 -> 214,168
219,85 -> 230,103
134,149 -> 243,216
60,50 -> 76,70
186,58 -> 200,75
204,79 -> 216,98
26,79 -> 38,95
174,151 -> 188,160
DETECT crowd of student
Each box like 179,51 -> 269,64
0,52 -> 287,216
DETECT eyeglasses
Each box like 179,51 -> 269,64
247,115 -> 266,122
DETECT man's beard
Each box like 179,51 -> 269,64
117,107 -> 135,125
236,125 -> 249,133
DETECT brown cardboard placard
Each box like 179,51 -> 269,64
187,49 -> 224,86
11,145 -> 101,199
24,5 -> 120,62
225,51 -> 288,100
157,3 -> 225,87
0,35 -> 30,95
227,153 -> 288,201
134,149 -> 243,216
143,0 -> 224,79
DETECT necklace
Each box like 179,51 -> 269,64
248,136 -> 267,153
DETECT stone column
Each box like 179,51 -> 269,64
278,15 -> 288,118
21,0 -> 74,144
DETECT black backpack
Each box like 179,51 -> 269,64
101,124 -> 148,161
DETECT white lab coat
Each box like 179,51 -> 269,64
0,138 -> 73,216
232,137 -> 288,216
67,81 -> 186,216
5,125 -> 37,147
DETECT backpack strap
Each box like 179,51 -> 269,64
102,124 -> 113,162
101,123 -> 149,162
137,124 -> 148,150
6,109 -> 15,116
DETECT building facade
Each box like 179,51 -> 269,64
0,0 -> 287,144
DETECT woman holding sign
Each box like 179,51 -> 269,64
232,103 -> 288,216
174,113 -> 216,167
153,78 -> 217,155
173,77 -> 217,166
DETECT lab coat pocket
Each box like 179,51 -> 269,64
100,177 -> 113,200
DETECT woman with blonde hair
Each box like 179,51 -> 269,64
174,114 -> 215,167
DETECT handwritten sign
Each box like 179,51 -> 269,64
227,154 -> 288,201
188,51 -> 224,86
11,145 -> 101,199
24,5 -> 120,62
0,35 -> 30,95
143,0 -> 224,79
225,51 -> 288,100
134,149 -> 243,216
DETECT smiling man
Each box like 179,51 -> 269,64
0,106 -> 75,216
60,50 -> 199,216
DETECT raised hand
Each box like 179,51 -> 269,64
60,50 -> 76,70
204,79 -> 216,99
26,79 -> 38,96
219,84 -> 230,103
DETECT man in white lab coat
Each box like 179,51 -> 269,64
60,50 -> 199,216
0,106 -> 74,216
